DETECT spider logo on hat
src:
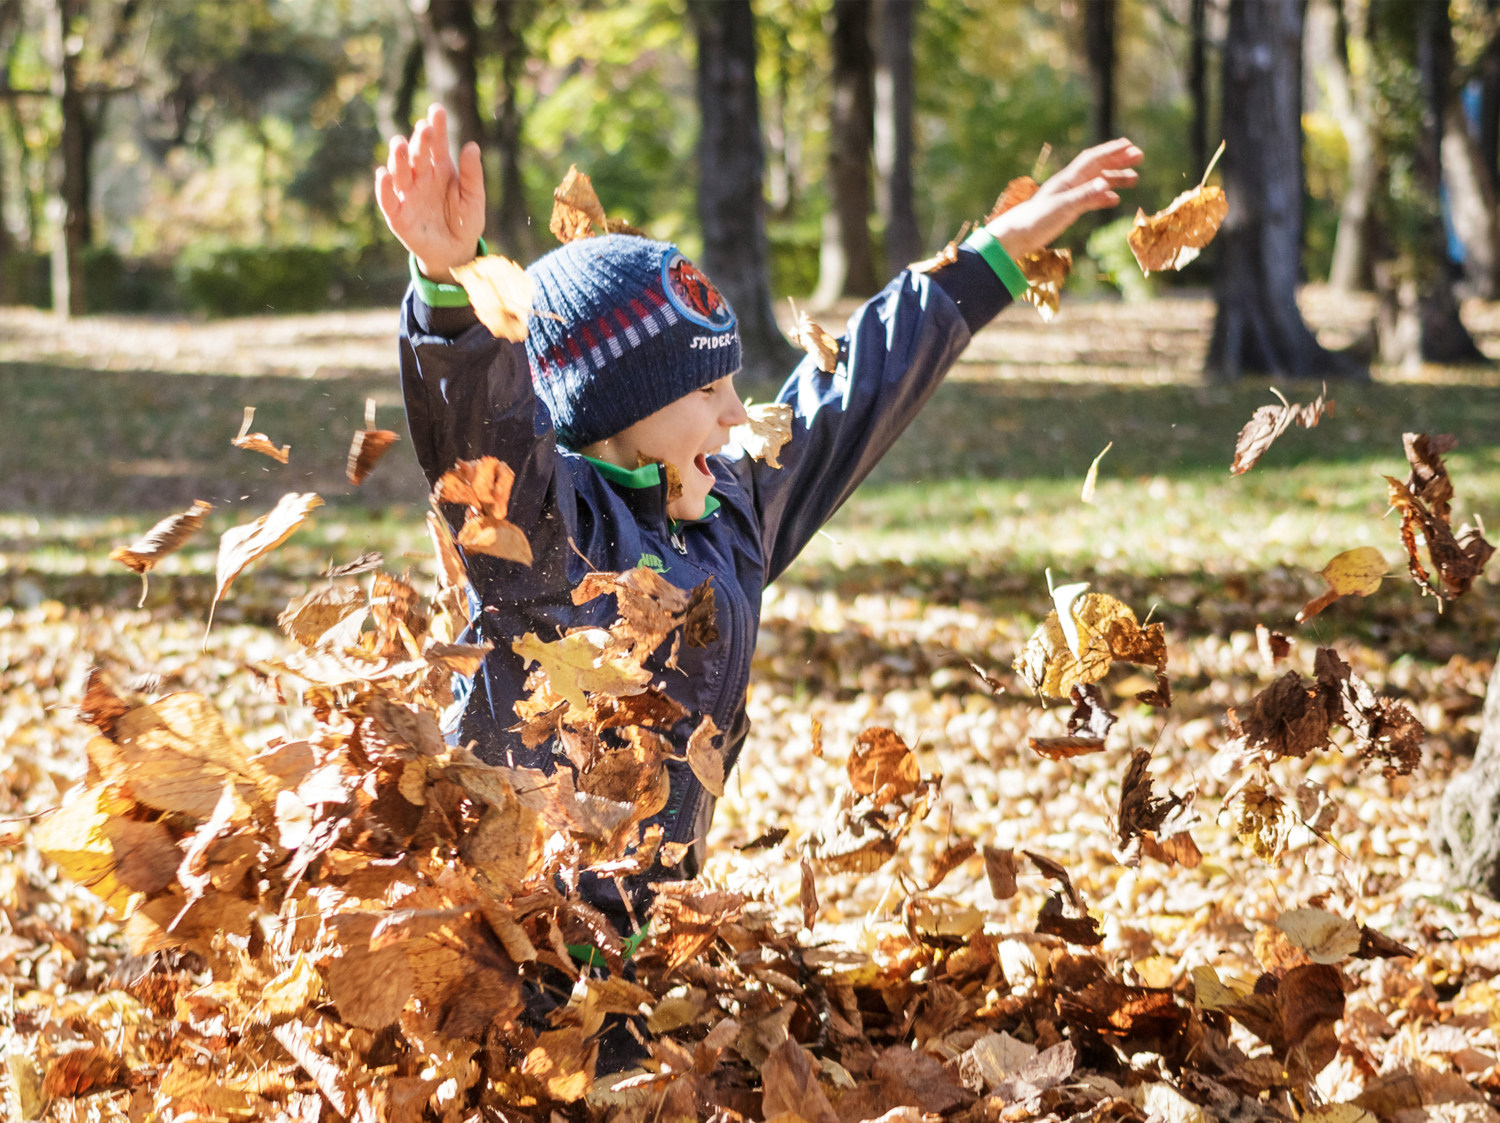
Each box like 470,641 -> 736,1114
662,251 -> 735,331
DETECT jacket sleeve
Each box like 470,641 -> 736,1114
740,244 -> 1018,583
398,285 -> 575,601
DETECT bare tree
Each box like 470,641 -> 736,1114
492,0 -> 535,262
1206,0 -> 1364,379
1310,0 -> 1378,291
874,0 -> 920,276
45,0 -> 87,317
692,0 -> 797,386
812,0 -> 877,307
1189,0 -> 1209,177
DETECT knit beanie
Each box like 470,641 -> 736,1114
524,235 -> 741,450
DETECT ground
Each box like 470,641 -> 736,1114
2,288 -> 1499,1118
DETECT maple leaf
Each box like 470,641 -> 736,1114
1231,384 -> 1333,475
511,629 -> 651,713
1127,140 -> 1228,274
208,492 -> 323,634
1297,546 -> 1387,622
731,401 -> 793,468
109,499 -> 213,605
231,405 -> 290,463
787,298 -> 840,372
450,253 -> 537,342
346,397 -> 399,485
550,164 -> 606,243
432,456 -> 533,564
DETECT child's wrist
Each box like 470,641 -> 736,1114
415,256 -> 459,286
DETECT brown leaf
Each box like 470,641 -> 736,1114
648,883 -> 744,971
209,492 -> 323,630
737,827 -> 789,852
683,577 -> 719,648
761,1039 -> 839,1123
347,398 -> 400,485
1257,623 -> 1292,666
1314,646 -> 1425,776
1069,683 -> 1117,739
79,667 -> 130,738
1018,248 -> 1072,321
1116,748 -> 1199,868
909,221 -> 972,274
110,500 -> 213,581
1027,734 -> 1106,760
925,838 -> 977,890
433,456 -> 533,565
574,563 -> 692,661
847,727 -> 920,803
732,401 -> 794,468
1128,145 -> 1229,273
550,164 -> 606,243
800,855 -> 817,931
1231,385 -> 1333,475
231,405 -> 290,463
1277,962 -> 1345,1080
787,299 -> 840,373
1231,780 -> 1292,864
1014,591 -> 1166,699
277,584 -> 366,648
1403,431 -> 1459,521
451,253 -> 537,342
41,1046 -> 125,1100
636,452 -> 684,502
983,844 -> 1018,900
986,175 -> 1039,221
969,662 -> 1007,695
324,944 -> 413,1030
324,549 -> 382,578
1036,893 -> 1103,946
1385,451 -> 1495,600
1223,670 -> 1335,766
686,714 -> 726,798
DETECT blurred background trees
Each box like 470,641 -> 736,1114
2,0 -> 1500,377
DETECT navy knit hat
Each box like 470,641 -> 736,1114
524,235 -> 741,450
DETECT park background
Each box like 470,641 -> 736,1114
4,1 -> 1500,1116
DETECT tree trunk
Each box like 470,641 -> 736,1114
45,0 -> 86,318
1411,0 -> 1486,363
874,0 -> 921,276
1189,0 -> 1209,177
0,0 -> 20,302
376,15 -> 423,143
1207,0 -> 1365,380
492,0 -> 534,262
1443,95 -> 1500,299
1479,0 -> 1500,190
1434,657 -> 1500,900
412,0 -> 486,169
812,0 -> 878,307
1084,0 -> 1117,146
692,0 -> 797,387
1322,0 -> 1377,292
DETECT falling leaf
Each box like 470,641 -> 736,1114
277,584 -> 366,649
1117,749 -> 1199,868
208,492 -> 323,634
983,845 -> 1019,899
1230,780 -> 1292,864
1384,433 -> 1495,600
1051,579 -> 1092,661
109,500 -> 213,606
800,856 -> 817,931
732,401 -> 793,469
1230,384 -> 1333,475
787,299 -> 839,372
451,254 -> 537,342
433,456 -> 533,565
1018,248 -> 1072,321
1257,623 -> 1292,666
986,176 -> 1039,221
1080,442 -> 1112,504
683,577 -> 719,648
1014,591 -> 1166,700
909,221 -> 972,274
635,452 -> 684,503
1277,908 -> 1362,964
1298,546 -> 1387,622
231,406 -> 290,463
925,838 -> 977,891
511,629 -> 651,713
737,827 -> 788,852
346,398 -> 399,485
686,714 -> 725,798
847,727 -> 920,803
324,550 -> 382,578
1127,140 -> 1228,274
1027,733 -> 1106,760
550,164 -> 606,243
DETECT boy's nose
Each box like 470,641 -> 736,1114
723,396 -> 751,428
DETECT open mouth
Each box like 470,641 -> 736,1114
693,452 -> 712,479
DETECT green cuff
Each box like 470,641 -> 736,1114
409,238 -> 489,308
568,923 -> 650,968
963,228 -> 1030,300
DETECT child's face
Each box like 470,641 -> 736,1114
582,374 -> 749,521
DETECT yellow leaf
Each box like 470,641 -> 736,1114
1303,1107 -> 1377,1123
1298,546 -> 1387,622
1276,907 -> 1362,964
1081,442 -> 1112,504
1231,781 -> 1291,864
231,405 -> 290,463
512,629 -> 652,712
209,492 -> 322,633
256,953 -> 323,1021
1191,965 -> 1249,1011
732,401 -> 794,469
33,786 -> 138,915
451,253 -> 537,342
686,714 -> 725,797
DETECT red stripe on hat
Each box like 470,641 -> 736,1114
613,308 -> 633,332
644,286 -> 668,309
566,337 -> 584,362
597,316 -> 615,342
580,324 -> 599,350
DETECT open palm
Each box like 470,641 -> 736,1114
989,138 -> 1143,259
375,104 -> 486,285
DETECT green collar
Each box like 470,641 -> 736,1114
579,454 -> 721,523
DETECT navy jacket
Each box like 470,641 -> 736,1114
398,247 -> 1013,919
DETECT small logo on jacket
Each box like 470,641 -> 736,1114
638,552 -> 667,573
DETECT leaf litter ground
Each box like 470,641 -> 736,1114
2,296 -> 1500,1122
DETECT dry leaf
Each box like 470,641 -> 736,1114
847,727 -> 920,803
232,406 -> 290,463
686,714 -> 726,798
1276,907 -> 1362,964
925,838 -> 977,891
1385,433 -> 1495,600
787,299 -> 840,372
433,456 -> 533,565
1018,248 -> 1071,321
451,253 -> 537,342
347,397 -> 399,485
208,492 -> 323,633
1027,735 -> 1106,760
1127,141 -> 1228,274
277,584 -> 366,649
1014,591 -> 1167,700
511,629 -> 651,712
550,165 -> 606,243
800,856 -> 817,931
1116,748 -> 1199,868
1297,546 -> 1387,622
909,221 -> 972,274
1257,624 -> 1292,666
1231,780 -> 1292,864
986,176 -> 1039,221
983,845 -> 1019,900
732,401 -> 794,469
1081,442 -> 1112,504
1230,384 -> 1332,475
110,500 -> 213,605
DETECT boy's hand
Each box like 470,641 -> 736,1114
375,104 -> 486,285
986,138 -> 1143,260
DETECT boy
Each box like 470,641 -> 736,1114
377,104 -> 1141,933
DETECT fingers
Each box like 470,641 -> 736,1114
387,136 -> 412,195
1050,139 -> 1143,192
1059,176 -> 1119,216
374,166 -> 401,227
457,141 -> 484,202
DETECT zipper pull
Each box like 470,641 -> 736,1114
670,529 -> 688,555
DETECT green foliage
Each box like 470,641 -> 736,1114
1086,216 -> 1156,303
181,246 -> 337,316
